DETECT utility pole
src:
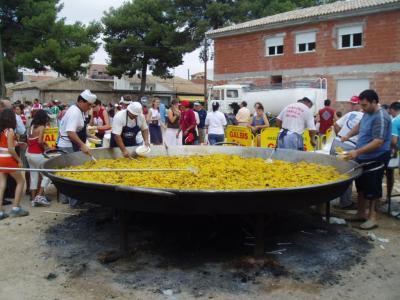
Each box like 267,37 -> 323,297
203,38 -> 208,104
0,33 -> 5,98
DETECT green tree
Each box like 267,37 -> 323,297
0,0 -> 101,87
234,0 -> 337,22
102,0 -> 196,97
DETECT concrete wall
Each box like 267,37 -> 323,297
11,89 -> 40,102
114,77 -> 157,91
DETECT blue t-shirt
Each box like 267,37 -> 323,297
356,108 -> 392,159
197,109 -> 207,129
391,115 -> 400,148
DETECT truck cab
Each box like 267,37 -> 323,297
209,85 -> 247,114
208,79 -> 327,117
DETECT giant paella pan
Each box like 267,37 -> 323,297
42,146 -> 377,215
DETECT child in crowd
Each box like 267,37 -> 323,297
0,109 -> 29,219
26,110 -> 51,206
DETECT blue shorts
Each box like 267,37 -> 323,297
355,151 -> 390,200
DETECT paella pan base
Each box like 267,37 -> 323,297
43,146 -> 359,215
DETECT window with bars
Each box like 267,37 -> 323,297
338,25 -> 363,49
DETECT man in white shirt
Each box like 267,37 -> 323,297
111,102 -> 150,158
57,90 -> 96,208
330,96 -> 363,210
276,97 -> 316,150
330,96 -> 363,155
57,89 -> 96,155
235,101 -> 251,126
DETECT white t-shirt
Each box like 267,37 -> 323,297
236,107 -> 251,124
277,102 -> 316,135
58,105 -> 85,148
112,109 -> 148,135
149,108 -> 160,121
205,111 -> 227,135
336,111 -> 364,143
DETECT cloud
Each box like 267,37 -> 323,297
58,0 -> 213,79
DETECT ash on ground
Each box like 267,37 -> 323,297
44,207 -> 372,296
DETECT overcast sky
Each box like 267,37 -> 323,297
58,0 -> 210,79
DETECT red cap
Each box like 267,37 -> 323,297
349,96 -> 360,104
180,100 -> 190,108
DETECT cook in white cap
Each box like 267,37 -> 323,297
57,89 -> 97,155
110,101 -> 150,158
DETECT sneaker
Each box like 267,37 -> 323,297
31,197 -> 39,207
9,207 -> 29,218
359,219 -> 378,230
36,196 -> 50,207
0,211 -> 9,220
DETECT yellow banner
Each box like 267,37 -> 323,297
260,127 -> 314,151
225,125 -> 253,146
43,127 -> 58,148
303,129 -> 314,152
177,95 -> 205,102
260,128 -> 280,148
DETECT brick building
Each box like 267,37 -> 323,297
207,0 -> 400,109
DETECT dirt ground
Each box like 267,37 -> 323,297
0,185 -> 399,300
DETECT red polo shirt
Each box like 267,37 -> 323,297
319,107 -> 336,134
180,109 -> 196,132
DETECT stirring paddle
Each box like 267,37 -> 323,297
0,166 -> 198,174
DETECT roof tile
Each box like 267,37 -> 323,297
207,0 -> 400,37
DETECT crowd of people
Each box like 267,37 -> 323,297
0,88 -> 398,230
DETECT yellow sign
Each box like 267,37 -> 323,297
177,95 -> 205,102
303,129 -> 314,152
260,128 -> 280,148
260,127 -> 315,151
43,127 -> 58,148
225,125 -> 253,146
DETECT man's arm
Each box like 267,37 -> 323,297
391,119 -> 399,155
113,134 -> 130,158
391,136 -> 398,155
184,111 -> 196,134
334,123 -> 341,134
67,131 -> 91,155
333,111 -> 339,122
141,128 -> 150,147
348,139 -> 384,159
341,123 -> 360,142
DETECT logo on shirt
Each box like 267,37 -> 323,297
346,113 -> 359,130
321,111 -> 332,121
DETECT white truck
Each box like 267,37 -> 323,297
208,79 -> 327,116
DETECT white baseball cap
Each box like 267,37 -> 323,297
127,102 -> 143,115
119,96 -> 131,105
80,89 -> 97,103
